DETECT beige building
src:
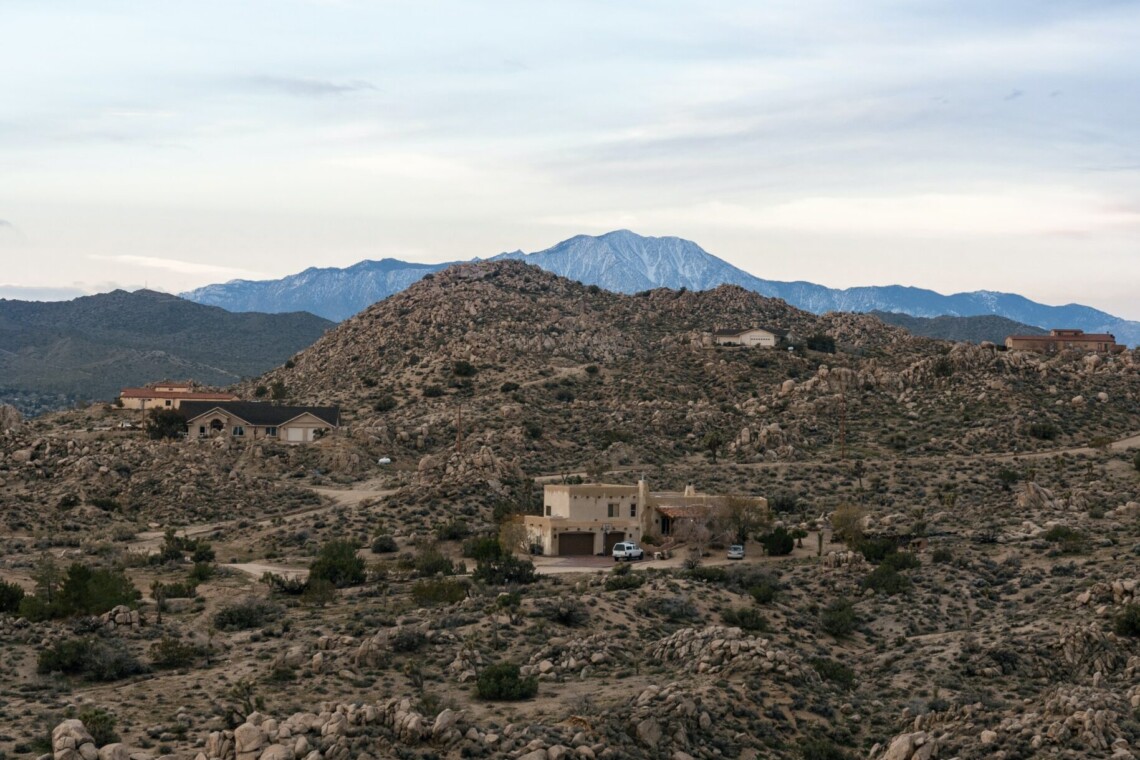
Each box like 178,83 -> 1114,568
179,401 -> 340,444
713,327 -> 784,348
1005,329 -> 1125,354
524,480 -> 766,556
118,382 -> 238,410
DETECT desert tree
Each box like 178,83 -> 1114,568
714,495 -> 770,544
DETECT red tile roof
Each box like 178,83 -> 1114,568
119,388 -> 238,400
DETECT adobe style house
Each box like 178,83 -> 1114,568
1005,329 -> 1125,355
524,480 -> 767,556
178,401 -> 340,444
118,382 -> 238,410
712,327 -> 785,348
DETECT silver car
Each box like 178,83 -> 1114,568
727,544 -> 745,560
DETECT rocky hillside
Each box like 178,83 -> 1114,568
869,311 -> 1046,344
251,261 -> 1140,495
0,289 -> 332,415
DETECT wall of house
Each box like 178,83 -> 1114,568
715,330 -> 777,347
524,516 -> 642,556
544,485 -> 640,520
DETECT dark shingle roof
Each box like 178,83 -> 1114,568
178,401 -> 340,427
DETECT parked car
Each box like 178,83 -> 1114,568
611,542 -> 645,561
727,544 -> 745,560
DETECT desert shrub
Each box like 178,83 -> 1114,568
830,504 -> 866,547
856,537 -> 898,563
462,536 -> 505,561
524,422 -> 543,439
475,663 -> 537,701
820,600 -> 857,637
149,637 -> 205,669
309,540 -> 366,587
1114,604 -> 1140,638
411,578 -> 468,606
413,546 -> 455,577
932,356 -> 954,377
604,572 -> 645,591
422,385 -> 444,398
145,409 -> 186,440
806,334 -> 836,353
882,551 -> 920,571
1133,452 -> 1140,472
800,737 -> 851,760
300,578 -> 337,606
160,581 -> 198,599
686,566 -> 728,584
452,360 -> 477,377
997,468 -> 1020,490
78,708 -> 119,746
749,579 -> 780,605
538,598 -> 589,627
931,548 -> 954,564
373,395 -> 397,412
0,579 -> 25,613
21,563 -> 140,620
721,607 -> 769,632
1027,422 -> 1058,441
862,565 -> 910,595
554,389 -> 575,403
768,493 -> 800,513
371,535 -> 398,554
473,556 -> 537,585
1043,526 -> 1087,554
390,628 -> 427,653
261,572 -> 307,595
189,562 -> 215,583
759,527 -> 794,556
636,595 -> 699,622
436,519 -> 471,542
500,381 -> 520,393
213,598 -> 280,631
809,658 -> 855,689
38,637 -> 147,681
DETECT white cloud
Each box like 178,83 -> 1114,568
87,255 -> 269,279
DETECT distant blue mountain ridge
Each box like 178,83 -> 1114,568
180,230 -> 1140,346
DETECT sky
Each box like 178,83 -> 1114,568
2,1 -> 1139,318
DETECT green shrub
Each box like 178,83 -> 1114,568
1043,526 -> 1087,554
862,565 -> 911,595
413,546 -> 455,577
856,537 -> 898,563
390,628 -> 427,653
38,637 -> 147,681
411,578 -> 469,606
800,737 -> 851,760
554,389 -> 575,403
300,578 -> 337,606
0,579 -> 25,613
686,566 -> 728,584
213,598 -> 280,631
21,562 -> 140,620
759,527 -> 794,556
149,637 -> 205,669
475,663 -> 537,701
636,595 -> 699,622
462,536 -> 505,561
1114,604 -> 1140,637
373,395 -> 397,412
820,600 -> 857,637
308,540 -> 365,587
1133,452 -> 1140,472
768,493 -> 800,513
748,579 -> 780,605
145,409 -> 186,440
809,658 -> 855,689
500,382 -> 520,393
371,535 -> 398,554
931,548 -> 954,564
422,385 -> 444,398
882,551 -> 921,571
473,556 -> 537,585
1027,422 -> 1058,440
436,519 -> 471,542
452,360 -> 477,377
604,572 -> 645,591
524,422 -> 542,439
538,599 -> 589,627
805,334 -> 836,353
721,607 -> 769,632
160,581 -> 198,599
78,708 -> 119,746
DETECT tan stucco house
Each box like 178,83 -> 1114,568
178,401 -> 340,444
524,480 -> 767,556
713,327 -> 784,348
118,382 -> 238,410
1005,329 -> 1124,354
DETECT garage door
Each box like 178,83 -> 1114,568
286,427 -> 306,442
558,533 -> 595,556
604,532 -> 626,554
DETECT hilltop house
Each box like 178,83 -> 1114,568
712,327 -> 785,348
117,382 -> 238,411
1005,329 -> 1125,355
178,401 -> 340,444
523,480 -> 767,556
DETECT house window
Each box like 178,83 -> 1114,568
232,426 -> 244,437
165,400 -> 172,407
266,427 -> 278,438
608,503 -> 617,518
199,426 -> 206,437
630,504 -> 637,518
545,505 -> 551,516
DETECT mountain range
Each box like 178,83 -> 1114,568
180,231 -> 1140,346
0,289 -> 332,416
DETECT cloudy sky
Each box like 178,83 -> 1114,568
2,1 -> 1139,318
